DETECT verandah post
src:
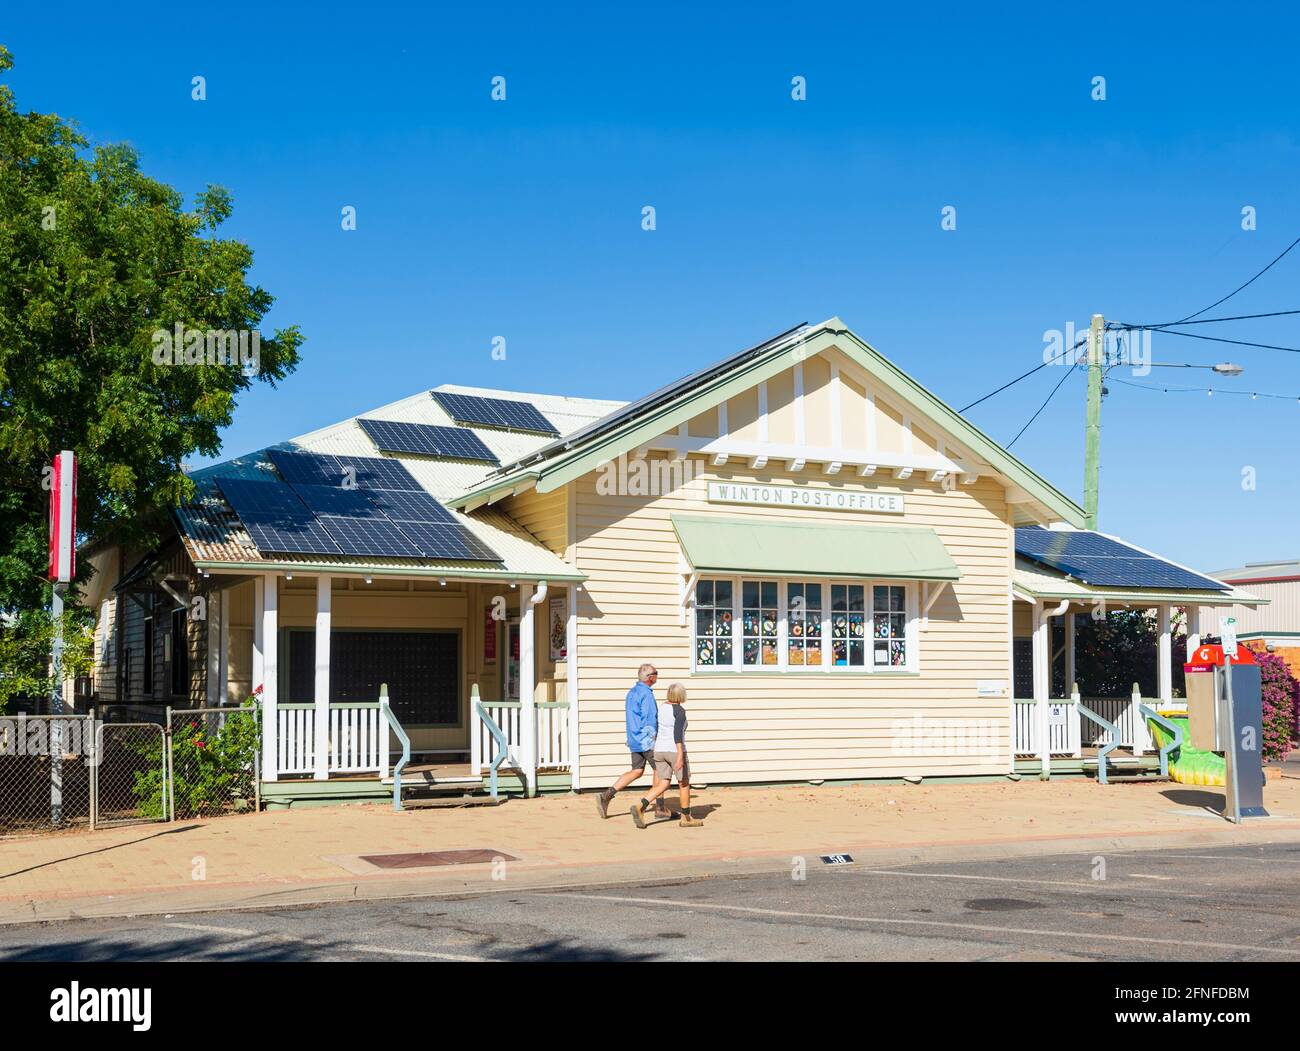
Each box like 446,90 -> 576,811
259,573 -> 279,782
519,582 -> 537,797
313,575 -> 331,779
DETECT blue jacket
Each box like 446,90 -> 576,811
625,681 -> 658,752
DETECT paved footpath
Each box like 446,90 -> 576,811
2,777 -> 1299,924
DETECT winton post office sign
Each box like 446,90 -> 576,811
706,482 -> 904,514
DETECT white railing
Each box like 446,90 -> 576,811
1012,699 -> 1076,757
1016,687 -> 1165,758
276,703 -> 386,777
471,699 -> 570,773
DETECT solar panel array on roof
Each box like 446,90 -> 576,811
1015,528 -> 1229,591
430,391 -> 559,436
216,479 -> 343,555
357,418 -> 499,464
222,450 -> 503,562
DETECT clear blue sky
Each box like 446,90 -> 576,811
7,2 -> 1300,571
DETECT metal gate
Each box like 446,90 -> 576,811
93,721 -> 168,828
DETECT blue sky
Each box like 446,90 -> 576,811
6,2 -> 1300,571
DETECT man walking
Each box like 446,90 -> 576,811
595,663 -> 665,819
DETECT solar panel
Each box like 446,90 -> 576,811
393,520 -> 501,562
334,454 -> 424,491
317,514 -> 424,558
267,449 -> 347,488
430,391 -> 559,436
357,419 -> 499,464
366,488 -> 457,524
217,479 -> 343,555
291,483 -> 375,518
1015,528 -> 1228,591
248,449 -> 503,563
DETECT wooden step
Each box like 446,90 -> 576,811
400,794 -> 506,810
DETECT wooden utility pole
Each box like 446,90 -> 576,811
1083,313 -> 1104,529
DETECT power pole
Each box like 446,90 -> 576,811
1083,313 -> 1104,530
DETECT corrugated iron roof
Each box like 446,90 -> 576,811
178,384 -> 621,578
1013,558 -> 1265,607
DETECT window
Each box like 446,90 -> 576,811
694,579 -> 733,667
692,577 -> 915,673
872,585 -> 907,667
141,595 -> 154,696
170,607 -> 189,697
830,584 -> 866,667
741,580 -> 779,666
286,629 -> 461,726
786,582 -> 822,667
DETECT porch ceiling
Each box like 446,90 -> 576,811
1013,557 -> 1266,608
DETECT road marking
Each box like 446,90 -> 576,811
1128,874 -> 1175,881
163,922 -> 259,937
352,944 -> 493,963
856,869 -> 1086,889
1158,853 -> 1300,864
547,892 -> 1300,957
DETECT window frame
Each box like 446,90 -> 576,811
690,575 -> 919,674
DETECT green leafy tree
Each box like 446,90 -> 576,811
0,45 -> 303,687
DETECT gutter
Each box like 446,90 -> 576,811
193,560 -> 586,583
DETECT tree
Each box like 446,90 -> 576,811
0,45 -> 303,696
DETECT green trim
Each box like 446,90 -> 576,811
672,513 -> 961,582
196,560 -> 585,583
448,320 -> 1087,526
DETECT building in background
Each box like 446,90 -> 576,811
1203,561 -> 1300,674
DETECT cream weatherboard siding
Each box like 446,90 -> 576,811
570,457 -> 1015,786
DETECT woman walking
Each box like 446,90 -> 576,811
631,682 -> 703,829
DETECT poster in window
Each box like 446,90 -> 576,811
484,608 -> 497,662
549,595 -> 567,660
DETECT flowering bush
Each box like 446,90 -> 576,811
1258,653 -> 1297,763
132,695 -> 261,818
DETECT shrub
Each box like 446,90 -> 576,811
1257,652 -> 1297,763
132,697 -> 260,818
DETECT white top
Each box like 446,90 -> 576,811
654,701 -> 687,753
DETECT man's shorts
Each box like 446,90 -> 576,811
653,750 -> 690,784
628,749 -> 655,772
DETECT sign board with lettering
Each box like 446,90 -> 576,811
707,482 -> 904,515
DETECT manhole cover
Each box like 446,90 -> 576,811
360,849 -> 519,869
963,898 -> 1046,912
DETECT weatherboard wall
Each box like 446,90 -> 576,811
568,455 -> 1016,787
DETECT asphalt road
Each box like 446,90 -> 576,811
3,842 -> 1300,962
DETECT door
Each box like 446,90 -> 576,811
503,619 -> 521,701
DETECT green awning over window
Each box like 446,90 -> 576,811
670,514 -> 962,581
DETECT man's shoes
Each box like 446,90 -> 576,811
630,802 -> 648,829
653,800 -> 671,819
596,790 -> 612,820
679,812 -> 704,828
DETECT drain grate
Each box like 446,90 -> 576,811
360,849 -> 519,869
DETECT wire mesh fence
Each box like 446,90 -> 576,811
0,703 -> 261,837
94,722 -> 167,827
0,715 -> 94,836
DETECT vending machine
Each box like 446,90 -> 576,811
1183,642 -> 1268,821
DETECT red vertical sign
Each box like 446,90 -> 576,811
48,450 -> 76,584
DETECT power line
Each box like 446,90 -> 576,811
1111,307 -> 1300,329
959,336 -> 1085,412
1116,326 -> 1300,354
1007,363 -> 1079,448
1111,376 -> 1300,401
1172,233 -> 1300,323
